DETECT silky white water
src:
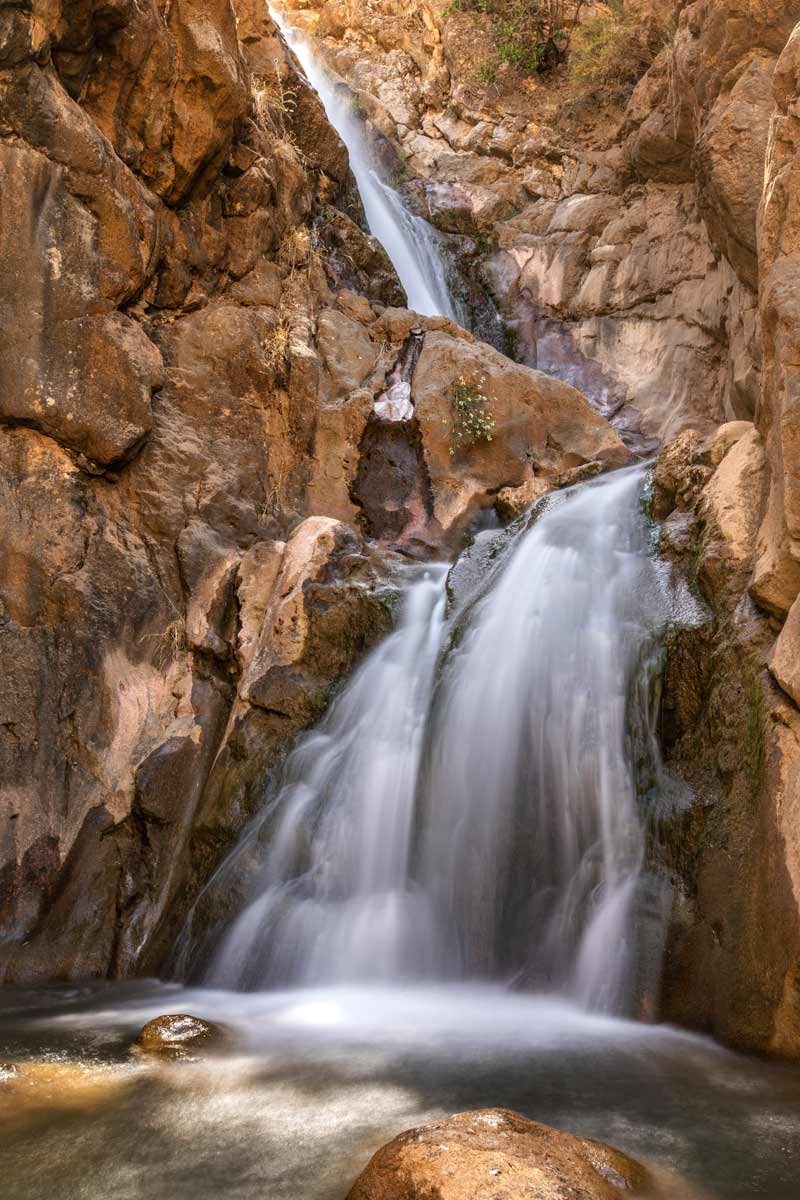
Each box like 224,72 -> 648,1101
181,466 -> 674,1014
270,5 -> 462,321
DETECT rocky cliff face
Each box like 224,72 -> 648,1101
279,0 -> 799,446
0,0 -> 623,979
4,0 -> 800,1065
651,16 -> 800,1058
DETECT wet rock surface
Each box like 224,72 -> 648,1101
346,1108 -> 653,1200
132,1014 -> 230,1060
651,422 -> 800,1058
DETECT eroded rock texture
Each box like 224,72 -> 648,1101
646,14 -> 800,1059
652,419 -> 800,1058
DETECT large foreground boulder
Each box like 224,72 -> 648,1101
347,1108 -> 652,1200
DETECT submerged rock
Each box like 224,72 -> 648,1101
132,1014 -> 230,1061
346,1108 -> 652,1199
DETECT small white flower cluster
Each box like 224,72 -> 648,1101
446,374 -> 496,455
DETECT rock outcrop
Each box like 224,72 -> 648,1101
652,419 -> 800,1058
649,11 -> 800,1059
347,1108 -> 654,1200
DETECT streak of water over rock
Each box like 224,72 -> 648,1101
271,6 -> 464,322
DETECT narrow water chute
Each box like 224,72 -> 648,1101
270,6 -> 462,322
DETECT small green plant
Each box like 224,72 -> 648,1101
447,0 -> 588,79
569,0 -> 678,96
349,94 -> 366,120
447,374 -> 496,455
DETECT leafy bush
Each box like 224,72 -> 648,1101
448,375 -> 496,454
447,0 -> 589,79
568,0 -> 678,95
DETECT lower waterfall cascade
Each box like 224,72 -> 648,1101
178,465 -> 683,1015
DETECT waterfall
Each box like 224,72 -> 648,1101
181,466 -> 674,1015
271,6 -> 462,323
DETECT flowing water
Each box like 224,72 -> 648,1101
271,5 -> 463,322
2,980 -> 800,1200
180,465 -> 670,1014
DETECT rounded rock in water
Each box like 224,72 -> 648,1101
132,1014 -> 231,1060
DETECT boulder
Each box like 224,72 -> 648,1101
346,1108 -> 653,1200
132,1014 -> 230,1060
699,426 -> 767,595
411,330 -> 628,541
769,594 -> 800,707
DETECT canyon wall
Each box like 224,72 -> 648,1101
653,14 -> 800,1058
0,0 -> 621,979
3,0 -> 800,1062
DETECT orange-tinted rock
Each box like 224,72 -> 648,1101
347,1109 -> 653,1200
133,1014 -> 230,1060
752,21 -> 800,624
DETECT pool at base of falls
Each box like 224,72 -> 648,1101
1,979 -> 799,1200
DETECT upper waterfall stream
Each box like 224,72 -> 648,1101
271,5 -> 463,322
179,466 -> 673,1015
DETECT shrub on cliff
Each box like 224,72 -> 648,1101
448,375 -> 496,455
446,0 -> 589,77
568,0 -> 678,97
